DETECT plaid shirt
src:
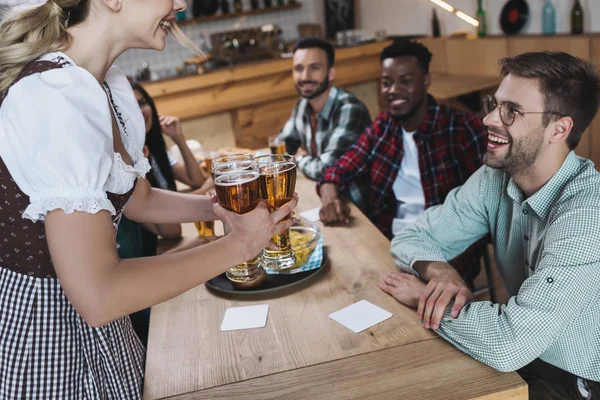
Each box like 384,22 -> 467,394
319,95 -> 487,239
391,152 -> 600,380
278,86 -> 372,180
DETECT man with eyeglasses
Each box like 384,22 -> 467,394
317,39 -> 488,286
381,51 -> 600,398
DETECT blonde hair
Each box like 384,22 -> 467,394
170,22 -> 203,56
0,0 -> 202,93
0,0 -> 88,93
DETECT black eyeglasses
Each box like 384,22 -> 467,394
482,95 -> 562,127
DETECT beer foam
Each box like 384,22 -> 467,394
258,162 -> 296,175
213,160 -> 255,174
214,171 -> 259,186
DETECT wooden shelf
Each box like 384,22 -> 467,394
179,2 -> 302,26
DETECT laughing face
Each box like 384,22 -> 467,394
120,0 -> 186,50
483,74 -> 547,175
380,56 -> 429,121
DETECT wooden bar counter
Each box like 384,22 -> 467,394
144,173 -> 527,400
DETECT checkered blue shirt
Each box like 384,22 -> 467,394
391,152 -> 600,381
278,86 -> 371,181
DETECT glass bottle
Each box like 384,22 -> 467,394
476,0 -> 487,37
233,0 -> 243,13
571,0 -> 584,35
432,8 -> 441,38
220,0 -> 230,14
542,0 -> 556,35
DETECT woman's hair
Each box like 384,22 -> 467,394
0,0 -> 201,93
132,82 -> 177,191
0,0 -> 90,92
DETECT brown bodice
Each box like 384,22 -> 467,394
0,59 -> 135,278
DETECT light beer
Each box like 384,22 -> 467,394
256,155 -> 297,270
194,220 -> 215,237
202,149 -> 220,176
268,137 -> 286,155
195,150 -> 220,238
214,171 -> 265,285
212,159 -> 255,178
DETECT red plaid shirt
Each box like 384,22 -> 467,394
319,96 -> 488,239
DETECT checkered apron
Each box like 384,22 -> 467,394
0,60 -> 145,399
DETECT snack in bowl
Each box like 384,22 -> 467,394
290,221 -> 321,268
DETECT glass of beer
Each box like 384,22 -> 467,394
254,154 -> 297,270
214,164 -> 266,288
211,154 -> 254,177
194,149 -> 221,238
203,149 -> 220,175
194,220 -> 215,237
268,136 -> 286,155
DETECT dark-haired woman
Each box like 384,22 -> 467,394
117,84 -> 214,345
118,83 -> 212,259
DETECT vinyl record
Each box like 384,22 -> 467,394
500,0 -> 529,35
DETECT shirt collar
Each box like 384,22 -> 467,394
383,94 -> 440,138
300,86 -> 338,120
507,151 -> 581,219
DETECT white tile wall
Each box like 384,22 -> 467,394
115,0 -> 324,78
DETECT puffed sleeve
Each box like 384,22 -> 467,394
0,66 -> 116,222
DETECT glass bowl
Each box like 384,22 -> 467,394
290,220 -> 321,268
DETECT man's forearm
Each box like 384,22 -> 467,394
413,261 -> 458,282
298,155 -> 324,181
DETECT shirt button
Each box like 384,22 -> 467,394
524,235 -> 529,241
523,209 -> 528,215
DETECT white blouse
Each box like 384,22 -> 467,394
0,52 -> 150,222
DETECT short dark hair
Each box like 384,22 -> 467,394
293,37 -> 335,68
499,51 -> 600,150
380,39 -> 433,73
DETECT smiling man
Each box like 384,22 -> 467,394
317,39 -> 488,284
382,51 -> 600,398
278,37 -> 371,199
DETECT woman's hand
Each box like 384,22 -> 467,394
211,193 -> 299,260
159,115 -> 184,140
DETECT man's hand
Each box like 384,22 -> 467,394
319,183 -> 351,224
415,262 -> 473,330
379,271 -> 426,309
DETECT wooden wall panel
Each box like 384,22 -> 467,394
546,37 -> 590,59
232,97 -> 298,149
446,38 -> 507,77
508,37 -> 590,59
418,38 -> 448,73
507,37 -> 547,56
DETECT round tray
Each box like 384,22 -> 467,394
205,249 -> 328,296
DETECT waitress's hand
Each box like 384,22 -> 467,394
211,193 -> 299,260
159,115 -> 184,140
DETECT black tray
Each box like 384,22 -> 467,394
206,248 -> 328,295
